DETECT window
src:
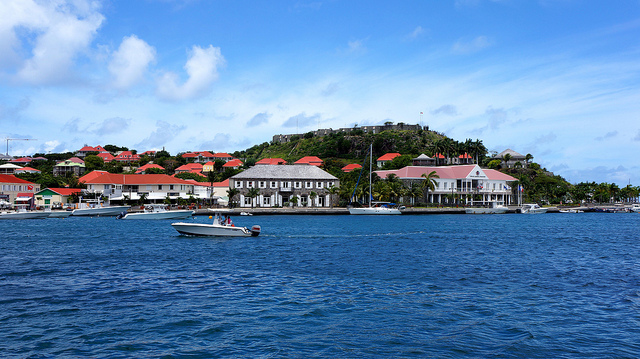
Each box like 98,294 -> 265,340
235,181 -> 243,188
305,181 -> 312,188
247,181 -> 254,188
158,185 -> 163,190
169,185 -> 174,190
281,181 -> 290,188
244,197 -> 252,205
259,181 -> 266,189
146,185 -> 152,191
444,182 -> 447,190
263,197 -> 270,205
294,182 -> 302,189
270,181 -> 277,188
316,182 -> 323,189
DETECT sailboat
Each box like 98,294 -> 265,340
348,144 -> 402,215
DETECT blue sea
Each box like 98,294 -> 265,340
1,213 -> 639,358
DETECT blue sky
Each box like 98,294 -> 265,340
1,0 -> 639,185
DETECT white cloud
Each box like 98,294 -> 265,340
9,0 -> 105,84
283,112 -> 321,128
247,112 -> 271,127
109,35 -> 156,90
452,36 -> 493,54
431,104 -> 458,116
156,45 -> 225,101
94,117 -> 131,135
135,120 -> 187,149
347,39 -> 366,53
407,26 -> 425,40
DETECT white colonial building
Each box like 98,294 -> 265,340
375,164 -> 518,205
230,165 -> 339,208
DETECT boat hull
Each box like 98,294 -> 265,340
349,207 -> 402,215
47,211 -> 73,218
465,207 -> 508,214
72,206 -> 130,217
171,223 -> 260,237
121,210 -> 194,220
0,211 -> 51,219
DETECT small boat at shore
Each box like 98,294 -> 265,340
465,201 -> 508,214
119,205 -> 194,220
520,203 -> 548,214
171,213 -> 261,237
47,210 -> 73,218
349,144 -> 402,215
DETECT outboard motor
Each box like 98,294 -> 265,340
115,211 -> 126,220
250,225 -> 261,237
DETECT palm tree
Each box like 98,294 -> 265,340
407,181 -> 423,206
309,191 -> 318,207
502,153 -> 512,168
421,170 -> 439,205
246,187 -> 260,208
289,195 -> 299,207
328,185 -> 339,208
138,192 -> 148,206
227,188 -> 239,208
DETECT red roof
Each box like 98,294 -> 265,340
79,145 -> 96,152
256,158 -> 286,165
135,163 -> 165,174
182,152 -> 199,158
10,157 -> 32,163
40,188 -> 82,196
294,156 -> 323,166
0,174 -> 35,184
223,159 -> 243,167
176,163 -> 203,172
377,153 -> 401,162
212,178 -> 229,187
114,151 -> 141,162
15,167 -> 41,172
458,153 -> 472,159
212,152 -> 232,158
94,145 -> 108,153
434,153 -> 445,159
342,163 -> 363,172
96,153 -> 116,162
79,170 -> 110,183
83,173 -> 200,185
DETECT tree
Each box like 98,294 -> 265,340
138,192 -> 148,206
289,195 -> 299,207
327,185 -> 339,208
502,153 -> 512,168
84,155 -> 104,172
227,188 -> 239,208
525,153 -> 533,167
309,191 -> 318,207
421,171 -> 439,204
246,187 -> 260,208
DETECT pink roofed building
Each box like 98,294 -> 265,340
374,164 -> 517,206
96,153 -> 116,162
223,159 -> 243,170
135,163 -> 165,174
175,163 -> 203,174
294,156 -> 323,166
14,166 -> 41,174
113,151 -> 141,162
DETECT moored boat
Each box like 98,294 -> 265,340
349,144 -> 402,215
465,201 -> 509,214
0,206 -> 51,219
71,198 -> 130,217
172,213 -> 261,237
520,203 -> 548,214
119,205 -> 194,220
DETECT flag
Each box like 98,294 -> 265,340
420,112 -> 423,114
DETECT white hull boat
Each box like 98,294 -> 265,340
349,205 -> 402,215
0,209 -> 51,219
72,205 -> 130,217
172,213 -> 260,237
119,206 -> 194,220
465,202 -> 509,214
520,203 -> 548,214
47,210 -> 73,218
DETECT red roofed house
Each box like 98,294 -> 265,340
34,187 -> 82,209
342,163 -> 363,173
82,173 -> 202,203
96,152 -> 116,162
374,164 -> 517,206
212,153 -> 234,162
10,157 -> 33,165
223,159 -> 243,170
113,151 -> 141,163
454,153 -> 473,165
175,163 -> 203,174
433,153 -> 446,166
76,145 -> 97,158
79,170 -> 110,184
0,174 -> 40,205
376,153 -> 401,168
181,151 -> 216,163
14,167 -> 41,174
256,158 -> 287,165
294,156 -> 323,166
135,163 -> 165,174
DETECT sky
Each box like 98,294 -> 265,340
1,0 -> 640,185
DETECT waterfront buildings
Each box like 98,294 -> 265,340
0,174 -> 40,205
375,164 -> 517,205
230,165 -> 339,208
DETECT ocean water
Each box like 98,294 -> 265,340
1,213 -> 639,358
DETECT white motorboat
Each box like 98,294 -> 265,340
71,198 -> 130,217
47,210 -> 73,218
465,201 -> 509,214
559,208 -> 584,213
349,144 -> 402,215
119,205 -> 194,220
172,213 -> 261,237
629,204 -> 640,213
520,203 -> 548,214
0,206 -> 51,219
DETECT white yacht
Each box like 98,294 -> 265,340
465,201 -> 509,214
0,206 -> 51,219
119,205 -> 194,220
172,213 -> 261,237
520,203 -> 548,214
71,198 -> 130,217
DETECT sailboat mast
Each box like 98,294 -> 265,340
369,143 -> 372,208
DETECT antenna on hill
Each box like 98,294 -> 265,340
5,138 -> 37,156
